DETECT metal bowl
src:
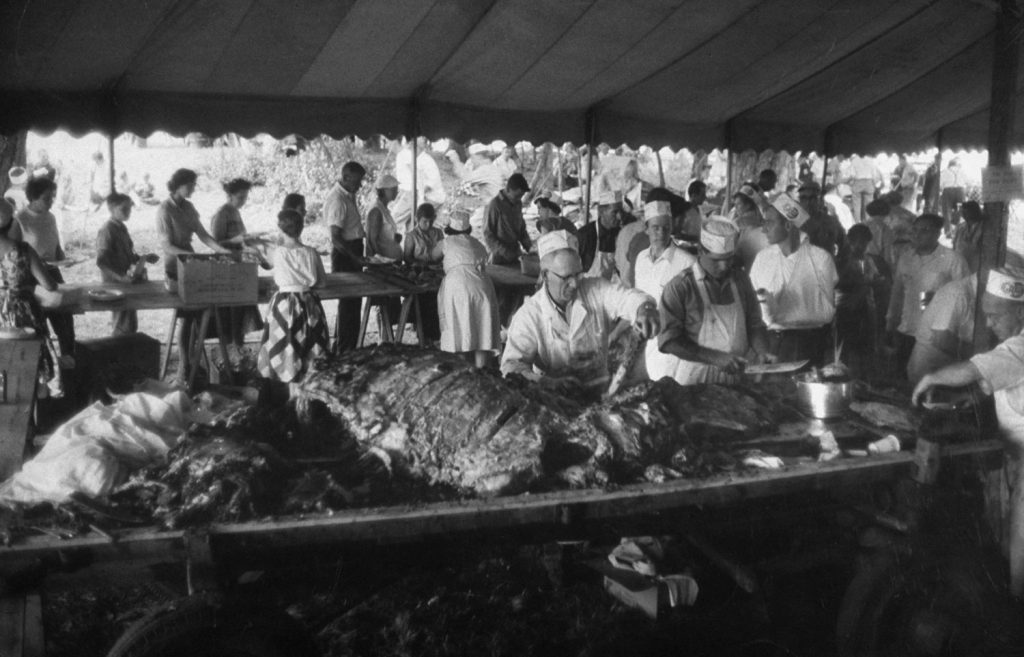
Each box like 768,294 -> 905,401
793,374 -> 853,418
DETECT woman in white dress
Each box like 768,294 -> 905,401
435,212 -> 500,368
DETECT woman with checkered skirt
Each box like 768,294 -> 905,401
257,210 -> 330,382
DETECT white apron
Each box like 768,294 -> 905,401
994,388 -> 1024,596
648,264 -> 747,385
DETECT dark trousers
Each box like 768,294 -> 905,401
45,265 -> 75,356
768,326 -> 830,368
894,332 -> 916,378
332,239 -> 364,353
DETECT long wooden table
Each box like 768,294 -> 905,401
0,439 -> 1002,560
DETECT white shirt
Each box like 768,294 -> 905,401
914,275 -> 976,346
848,155 -> 881,183
273,243 -> 325,292
971,333 -> 1024,445
396,149 -> 447,205
888,245 -> 969,336
501,277 -> 653,390
749,238 -> 838,330
823,194 -> 855,231
633,244 -> 696,305
323,182 -> 365,241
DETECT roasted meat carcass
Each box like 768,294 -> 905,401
294,348 -> 612,496
292,347 -> 798,494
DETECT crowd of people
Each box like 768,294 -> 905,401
0,145 -> 996,400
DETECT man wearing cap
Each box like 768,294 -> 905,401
577,190 -> 623,279
656,218 -> 770,384
535,198 -> 577,236
912,267 -> 1024,596
501,230 -> 659,397
325,161 -> 367,353
4,167 -> 28,211
749,195 -> 838,366
614,199 -> 651,288
886,213 -> 969,374
634,201 -> 696,304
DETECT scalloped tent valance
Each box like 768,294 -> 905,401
0,0 -> 1017,155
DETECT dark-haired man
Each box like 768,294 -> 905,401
326,161 -> 367,353
886,213 -> 969,374
484,173 -> 531,266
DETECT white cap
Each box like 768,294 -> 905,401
490,140 -> 508,151
770,193 -> 810,228
375,174 -> 399,190
8,167 -> 26,186
701,217 -> 738,254
467,143 -> 489,155
537,229 -> 579,259
594,189 -> 622,206
644,200 -> 671,221
986,267 -> 1024,301
448,211 -> 471,232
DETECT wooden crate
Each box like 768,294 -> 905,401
177,254 -> 258,306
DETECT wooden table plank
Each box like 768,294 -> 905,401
0,594 -> 24,657
0,340 -> 41,481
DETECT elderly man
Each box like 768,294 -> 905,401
325,161 -> 367,353
656,217 -> 770,384
886,213 -> 969,374
750,194 -> 838,366
906,274 -> 978,384
912,267 -> 1024,596
578,190 -> 623,278
501,230 -> 659,397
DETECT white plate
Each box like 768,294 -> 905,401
0,326 -> 36,340
745,360 -> 810,375
88,288 -> 126,302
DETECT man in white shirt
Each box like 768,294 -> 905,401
393,137 -> 446,235
749,194 -> 838,366
846,155 -> 884,223
501,230 -> 659,398
886,213 -> 969,374
633,201 -> 696,302
324,161 -> 367,353
939,158 -> 967,233
906,274 -> 977,384
912,267 -> 1024,596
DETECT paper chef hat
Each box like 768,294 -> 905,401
986,267 -> 1024,301
8,167 -> 26,186
701,216 -> 739,254
537,229 -> 579,259
644,200 -> 672,221
375,174 -> 399,190
448,211 -> 471,232
594,189 -> 622,206
467,143 -> 490,156
770,193 -> 810,228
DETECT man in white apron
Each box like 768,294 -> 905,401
655,218 -> 771,384
501,230 -> 659,397
577,190 -> 623,280
912,267 -> 1024,596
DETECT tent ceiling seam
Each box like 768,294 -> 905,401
199,0 -> 257,93
286,0 -> 359,96
357,0 -> 439,96
419,0 -> 503,102
733,0 -> 950,121
817,27 -> 997,147
495,0 -> 597,101
109,0 -> 188,95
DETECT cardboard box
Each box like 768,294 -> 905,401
177,254 -> 258,305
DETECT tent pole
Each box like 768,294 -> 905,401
583,109 -> 596,225
108,135 -> 115,195
557,145 -> 564,198
411,136 -> 418,219
656,149 -> 665,187
724,149 -> 733,214
973,0 -> 1020,359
